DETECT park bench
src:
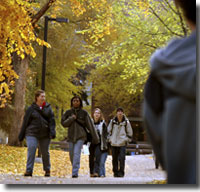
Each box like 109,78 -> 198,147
51,141 -> 69,151
51,141 -> 153,155
126,143 -> 153,155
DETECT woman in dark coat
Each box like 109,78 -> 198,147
18,90 -> 56,177
61,96 -> 99,178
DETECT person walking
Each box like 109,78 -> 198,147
143,0 -> 196,184
107,107 -> 133,177
88,138 -> 98,177
18,90 -> 56,177
90,108 -> 108,177
61,96 -> 99,178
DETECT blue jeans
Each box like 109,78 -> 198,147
26,136 -> 51,173
69,139 -> 84,176
94,144 -> 108,176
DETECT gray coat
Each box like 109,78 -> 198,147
143,31 -> 196,184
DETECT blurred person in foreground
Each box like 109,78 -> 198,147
143,0 -> 196,184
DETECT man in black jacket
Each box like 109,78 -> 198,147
61,96 -> 99,178
18,90 -> 56,177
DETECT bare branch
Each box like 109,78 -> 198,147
176,7 -> 188,36
158,1 -> 169,13
149,6 -> 183,37
31,0 -> 56,27
143,43 -> 158,49
163,0 -> 178,15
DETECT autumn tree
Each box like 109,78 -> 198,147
0,0 -> 189,145
0,0 -> 57,145
26,0 -> 115,140
0,0 -> 115,144
75,0 -> 189,117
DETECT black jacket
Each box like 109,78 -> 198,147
61,107 -> 99,144
18,102 -> 56,141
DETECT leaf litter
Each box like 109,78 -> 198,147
0,144 -> 113,177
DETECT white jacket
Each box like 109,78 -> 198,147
107,116 -> 133,147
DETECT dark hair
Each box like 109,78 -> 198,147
70,95 -> 83,108
116,107 -> 124,113
174,0 -> 196,24
35,90 -> 45,102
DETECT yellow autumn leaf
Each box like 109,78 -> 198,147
0,145 -> 113,177
20,54 -> 25,60
1,82 -> 9,95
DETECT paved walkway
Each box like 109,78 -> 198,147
0,155 -> 166,184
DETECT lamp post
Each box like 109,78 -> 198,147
37,16 -> 69,159
41,16 -> 69,91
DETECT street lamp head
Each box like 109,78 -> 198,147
55,18 -> 69,23
47,17 -> 69,23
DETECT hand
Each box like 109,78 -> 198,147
72,114 -> 77,119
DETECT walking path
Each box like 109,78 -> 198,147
0,154 -> 166,184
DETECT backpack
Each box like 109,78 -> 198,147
110,119 -> 128,137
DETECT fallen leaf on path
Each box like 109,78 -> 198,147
0,144 -> 113,177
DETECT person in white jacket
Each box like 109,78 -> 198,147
107,107 -> 133,177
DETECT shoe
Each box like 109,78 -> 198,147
100,175 -> 105,178
45,170 -> 50,177
118,172 -> 124,177
90,174 -> 95,177
24,172 -> 32,177
72,175 -> 78,178
114,174 -> 118,177
93,173 -> 98,177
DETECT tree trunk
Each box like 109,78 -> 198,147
7,0 -> 54,146
8,54 -> 29,146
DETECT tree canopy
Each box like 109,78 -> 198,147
0,0 -> 190,141
73,0 -> 189,116
0,0 -> 52,108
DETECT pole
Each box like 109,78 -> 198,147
38,16 -> 48,158
41,16 -> 49,91
41,16 -> 68,91
38,16 -> 68,159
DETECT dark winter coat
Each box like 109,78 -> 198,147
61,107 -> 99,144
18,102 -> 56,141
